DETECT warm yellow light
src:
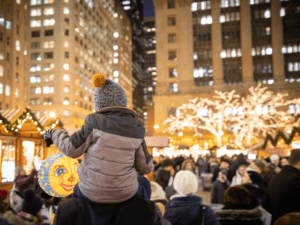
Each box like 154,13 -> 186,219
154,125 -> 159,129
50,111 -> 56,118
287,130 -> 291,134
178,132 -> 183,137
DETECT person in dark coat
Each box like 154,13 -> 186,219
211,170 -> 231,204
212,158 -> 233,183
214,185 -> 263,225
0,189 -> 43,225
228,153 -> 250,177
53,180 -> 170,225
163,171 -> 220,225
262,149 -> 300,224
155,159 -> 175,190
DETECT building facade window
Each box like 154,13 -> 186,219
44,30 -> 53,36
169,68 -> 178,77
168,51 -> 177,60
168,34 -> 176,43
169,83 -> 178,92
167,0 -> 175,9
31,31 -> 40,37
44,52 -> 53,59
167,16 -> 176,26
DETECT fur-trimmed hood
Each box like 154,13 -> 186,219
215,208 -> 262,221
1,210 -> 38,225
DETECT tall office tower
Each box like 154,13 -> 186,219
28,0 -> 115,129
117,0 -> 146,126
0,0 -> 30,110
113,3 -> 133,109
143,16 -> 156,135
153,0 -> 300,143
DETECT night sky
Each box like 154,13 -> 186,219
143,0 -> 155,18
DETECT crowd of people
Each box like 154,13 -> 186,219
0,149 -> 299,224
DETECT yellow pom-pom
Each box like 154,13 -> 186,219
92,73 -> 106,88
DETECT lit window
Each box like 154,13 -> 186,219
30,76 -> 41,83
114,59 -> 118,64
113,32 -> 119,38
0,18 -> 4,26
44,7 -> 54,15
114,53 -> 119,57
191,2 -> 197,11
43,19 -> 55,26
6,21 -> 11,30
288,62 -> 294,72
44,41 -> 54,48
169,68 -> 178,77
5,86 -> 10,96
124,6 -> 130,10
266,27 -> 271,35
169,83 -> 178,92
280,8 -> 285,17
31,0 -> 42,5
15,88 -> 19,98
64,41 -> 69,48
261,46 -> 266,55
44,0 -> 54,4
44,63 -> 54,71
220,15 -> 225,23
282,46 -> 286,54
0,53 -> 3,60
43,86 -> 54,94
63,97 -> 69,105
30,64 -> 41,72
221,50 -> 226,58
231,49 -> 237,58
63,86 -> 69,93
64,7 -> 69,14
237,48 -> 242,57
16,0 -> 21,4
114,78 -> 119,83
122,1 -> 130,4
0,66 -> 3,77
113,45 -> 118,50
0,83 -> 2,94
113,71 -> 119,77
295,62 -> 299,71
63,74 -> 70,81
63,63 -> 69,70
293,45 -> 298,53
201,16 -> 207,25
266,46 -> 272,55
194,53 -> 198,60
64,110 -> 69,117
31,8 -> 42,16
31,20 -> 41,27
15,40 -> 20,51
287,46 -> 293,53
264,10 -> 271,18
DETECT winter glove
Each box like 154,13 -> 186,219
44,128 -> 56,147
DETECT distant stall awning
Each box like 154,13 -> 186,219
145,136 -> 169,148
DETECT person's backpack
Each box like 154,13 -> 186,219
192,205 -> 206,225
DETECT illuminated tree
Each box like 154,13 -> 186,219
163,90 -> 239,147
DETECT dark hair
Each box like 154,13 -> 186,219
288,149 -> 300,166
162,159 -> 173,168
238,164 -> 247,169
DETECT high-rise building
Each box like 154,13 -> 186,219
28,0 -> 115,129
0,0 -> 30,110
117,0 -> 146,126
143,16 -> 156,135
153,0 -> 300,144
113,3 -> 133,109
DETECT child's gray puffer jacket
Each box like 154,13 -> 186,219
51,107 -> 154,203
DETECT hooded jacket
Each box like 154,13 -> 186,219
51,107 -> 154,203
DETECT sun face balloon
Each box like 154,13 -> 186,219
38,153 -> 80,198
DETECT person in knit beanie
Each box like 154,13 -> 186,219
0,188 -> 43,225
150,181 -> 168,205
164,171 -> 220,225
43,73 -> 154,204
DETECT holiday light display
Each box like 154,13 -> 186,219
164,85 -> 300,148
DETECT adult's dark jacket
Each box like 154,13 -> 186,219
212,167 -> 235,183
262,165 -> 300,223
53,186 -> 170,225
211,180 -> 230,204
155,170 -> 174,191
163,195 -> 220,225
228,153 -> 250,176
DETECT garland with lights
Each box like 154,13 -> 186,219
262,127 -> 300,149
45,119 -> 64,130
7,108 -> 44,133
0,114 -> 11,133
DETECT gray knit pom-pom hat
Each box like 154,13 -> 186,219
92,73 -> 128,111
